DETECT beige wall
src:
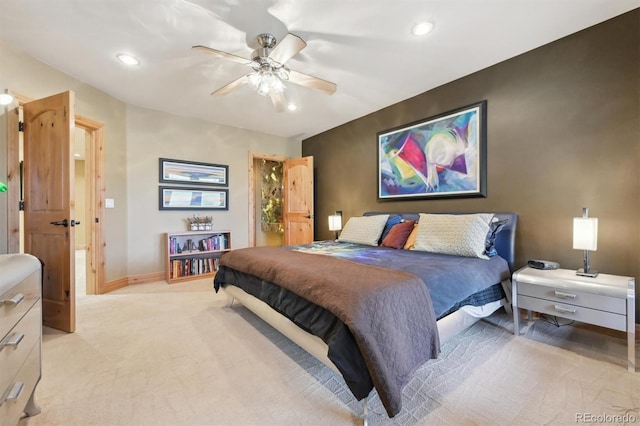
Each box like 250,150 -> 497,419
125,105 -> 298,275
303,11 -> 640,316
0,41 -> 300,281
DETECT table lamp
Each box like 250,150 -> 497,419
573,207 -> 598,277
328,211 -> 342,241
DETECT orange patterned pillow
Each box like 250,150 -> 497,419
403,223 -> 419,250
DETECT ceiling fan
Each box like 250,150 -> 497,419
193,33 -> 337,112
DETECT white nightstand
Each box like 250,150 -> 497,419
512,266 -> 636,372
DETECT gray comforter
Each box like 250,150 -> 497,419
217,246 -> 440,417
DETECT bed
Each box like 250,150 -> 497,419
213,212 -> 517,421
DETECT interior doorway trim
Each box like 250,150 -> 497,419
248,151 -> 287,247
6,91 -> 106,294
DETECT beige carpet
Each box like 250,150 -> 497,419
19,278 -> 639,426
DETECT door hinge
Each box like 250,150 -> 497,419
18,121 -> 24,132
18,201 -> 24,211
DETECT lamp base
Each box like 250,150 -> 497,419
576,268 -> 598,278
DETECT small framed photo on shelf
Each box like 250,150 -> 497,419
159,157 -> 229,187
159,186 -> 229,211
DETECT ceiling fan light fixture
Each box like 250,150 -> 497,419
249,69 -> 286,97
411,21 -> 434,36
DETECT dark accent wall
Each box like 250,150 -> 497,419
303,10 -> 639,316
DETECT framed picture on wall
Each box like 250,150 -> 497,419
159,158 -> 229,186
377,100 -> 487,200
159,186 -> 228,210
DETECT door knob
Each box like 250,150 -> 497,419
50,219 -> 68,227
71,220 -> 81,227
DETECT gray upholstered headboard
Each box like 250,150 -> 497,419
363,212 -> 518,272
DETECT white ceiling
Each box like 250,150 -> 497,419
1,0 -> 638,140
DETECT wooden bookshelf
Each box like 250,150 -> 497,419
165,230 -> 231,284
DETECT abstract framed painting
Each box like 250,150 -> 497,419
159,186 -> 228,210
377,100 -> 487,200
159,158 -> 228,187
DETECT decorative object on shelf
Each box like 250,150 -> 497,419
186,215 -> 212,231
328,211 -> 343,240
159,157 -> 228,186
159,186 -> 228,210
573,207 -> 598,277
0,180 -> 7,192
260,159 -> 284,233
377,100 -> 487,200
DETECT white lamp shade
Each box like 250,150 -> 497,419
328,214 -> 342,232
573,217 -> 598,251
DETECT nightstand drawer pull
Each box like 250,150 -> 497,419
0,332 -> 25,351
554,291 -> 576,299
553,305 -> 577,314
2,293 -> 24,306
0,382 -> 24,406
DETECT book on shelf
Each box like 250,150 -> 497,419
169,234 -> 229,255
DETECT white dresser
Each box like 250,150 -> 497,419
0,254 -> 42,424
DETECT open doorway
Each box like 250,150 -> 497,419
74,128 -> 91,296
6,92 -> 106,300
248,152 -> 286,247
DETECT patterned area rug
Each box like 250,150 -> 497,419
237,306 -> 638,425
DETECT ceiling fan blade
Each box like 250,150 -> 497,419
269,33 -> 306,64
192,45 -> 252,66
287,70 -> 337,95
211,75 -> 250,96
269,91 -> 286,113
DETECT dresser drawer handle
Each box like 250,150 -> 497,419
554,304 -> 577,314
0,382 -> 24,406
554,291 -> 576,299
2,293 -> 25,306
0,332 -> 25,351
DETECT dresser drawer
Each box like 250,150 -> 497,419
518,294 -> 627,332
0,271 -> 40,339
0,340 -> 41,426
517,282 -> 625,315
0,302 -> 41,395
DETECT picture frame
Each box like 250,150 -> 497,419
377,100 -> 487,200
159,186 -> 229,211
159,158 -> 228,187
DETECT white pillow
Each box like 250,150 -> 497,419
338,215 -> 389,246
413,213 -> 494,259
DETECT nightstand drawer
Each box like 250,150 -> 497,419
518,295 -> 626,332
517,282 -> 625,315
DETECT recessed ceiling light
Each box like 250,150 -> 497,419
0,93 -> 14,106
74,153 -> 81,158
287,102 -> 298,111
411,22 -> 434,36
117,54 -> 140,66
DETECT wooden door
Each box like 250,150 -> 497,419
283,156 -> 314,245
23,91 -> 76,332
